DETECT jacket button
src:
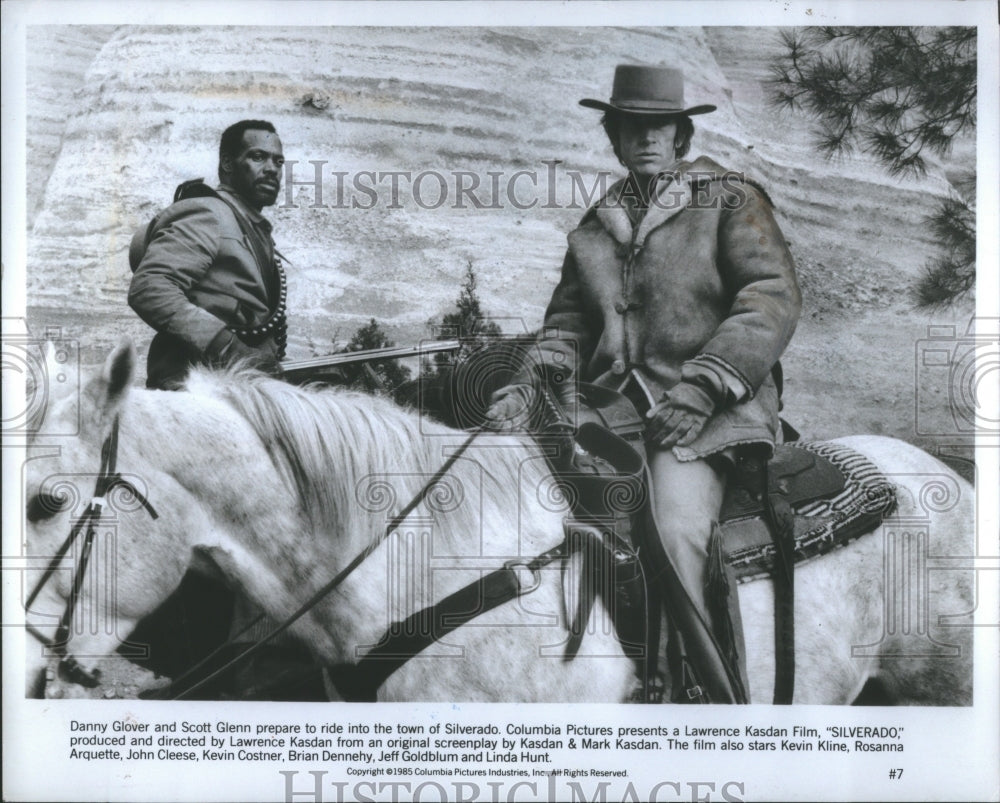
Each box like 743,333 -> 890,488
614,300 -> 627,314
611,359 -> 626,375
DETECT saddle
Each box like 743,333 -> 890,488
539,386 -> 895,573
325,377 -> 898,704
718,441 -> 896,581
537,388 -> 897,704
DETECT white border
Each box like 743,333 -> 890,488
3,3 -> 998,802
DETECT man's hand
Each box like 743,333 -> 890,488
206,329 -> 280,374
646,380 -> 718,449
483,384 -> 536,432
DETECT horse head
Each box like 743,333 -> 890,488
23,342 -> 380,697
22,341 -> 208,697
19,342 -> 684,702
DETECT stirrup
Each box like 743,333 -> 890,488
669,657 -> 712,704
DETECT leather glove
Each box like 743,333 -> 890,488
483,384 -> 536,432
206,329 -> 280,375
646,379 -> 718,449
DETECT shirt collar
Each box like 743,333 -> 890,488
217,184 -> 272,233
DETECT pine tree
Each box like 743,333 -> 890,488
344,318 -> 412,393
915,173 -> 976,306
769,26 -> 976,305
440,261 -> 502,342
426,261 -> 502,376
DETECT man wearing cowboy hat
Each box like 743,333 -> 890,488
487,64 -> 801,703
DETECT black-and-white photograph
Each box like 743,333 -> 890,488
3,2 -> 998,801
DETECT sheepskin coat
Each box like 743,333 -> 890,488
524,155 -> 801,460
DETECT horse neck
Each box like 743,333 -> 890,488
120,386 -> 296,545
200,376 -> 470,556
122,382 -> 439,583
120,381 -> 563,657
123,389 -> 247,482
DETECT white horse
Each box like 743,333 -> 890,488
22,343 -> 975,704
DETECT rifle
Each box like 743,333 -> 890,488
280,340 -> 461,384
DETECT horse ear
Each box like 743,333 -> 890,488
85,341 -> 136,422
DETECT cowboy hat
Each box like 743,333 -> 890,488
580,64 -> 716,116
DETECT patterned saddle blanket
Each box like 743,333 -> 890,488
719,441 -> 897,582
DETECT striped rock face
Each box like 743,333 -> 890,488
25,25 -> 974,456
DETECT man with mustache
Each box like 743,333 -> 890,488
128,121 -> 316,699
129,120 -> 287,390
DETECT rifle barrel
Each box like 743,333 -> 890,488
280,340 -> 462,375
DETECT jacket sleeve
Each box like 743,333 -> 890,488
514,248 -> 596,386
128,203 -> 230,355
688,183 -> 801,400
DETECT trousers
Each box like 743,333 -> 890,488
646,449 -> 726,627
644,445 -> 751,702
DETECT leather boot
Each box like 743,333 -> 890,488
642,506 -> 747,703
706,522 -> 751,701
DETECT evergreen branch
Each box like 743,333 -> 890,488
915,256 -> 976,307
768,26 -> 978,305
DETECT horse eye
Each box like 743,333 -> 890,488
27,492 -> 69,523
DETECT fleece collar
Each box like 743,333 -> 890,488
593,156 -> 732,251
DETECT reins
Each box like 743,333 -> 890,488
151,426 -> 486,700
33,416 -> 575,701
25,416 -> 158,688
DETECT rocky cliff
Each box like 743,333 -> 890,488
23,25 -> 976,458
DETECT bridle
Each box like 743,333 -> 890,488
27,419 -> 576,700
24,416 -> 158,689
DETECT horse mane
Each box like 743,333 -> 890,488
183,368 -> 555,551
